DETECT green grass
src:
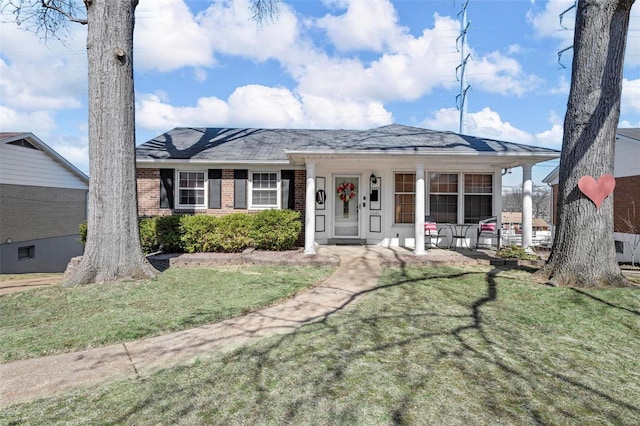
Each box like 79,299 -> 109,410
2,265 -> 639,425
0,265 -> 334,362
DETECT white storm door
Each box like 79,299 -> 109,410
334,176 -> 360,237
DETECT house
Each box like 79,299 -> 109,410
0,133 -> 89,273
135,124 -> 559,254
501,212 -> 551,247
501,212 -> 550,233
543,128 -> 640,263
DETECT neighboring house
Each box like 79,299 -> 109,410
0,133 -> 89,273
136,124 -> 559,254
501,212 -> 551,247
543,128 -> 640,263
501,212 -> 550,233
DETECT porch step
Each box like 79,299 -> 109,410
327,239 -> 367,246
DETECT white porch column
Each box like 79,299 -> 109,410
415,163 -> 426,255
304,161 -> 316,255
522,163 -> 533,250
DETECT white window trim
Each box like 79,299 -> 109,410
176,169 -> 207,209
249,171 -> 281,210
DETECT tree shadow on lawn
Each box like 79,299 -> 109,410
100,267 -> 640,425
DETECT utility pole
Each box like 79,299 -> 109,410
557,1 -> 577,68
456,0 -> 471,135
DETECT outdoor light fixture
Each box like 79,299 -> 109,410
370,173 -> 377,184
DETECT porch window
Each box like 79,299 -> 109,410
177,171 -> 206,207
251,172 -> 278,208
394,173 -> 415,224
464,174 -> 493,223
429,173 -> 458,223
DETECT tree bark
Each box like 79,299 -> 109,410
64,0 -> 157,286
538,0 -> 635,287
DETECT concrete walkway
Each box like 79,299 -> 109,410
0,246 -> 492,408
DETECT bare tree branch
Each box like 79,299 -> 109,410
2,0 -> 87,42
250,0 -> 278,27
41,0 -> 87,24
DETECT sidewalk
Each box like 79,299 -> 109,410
0,246 -> 491,408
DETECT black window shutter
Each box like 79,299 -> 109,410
234,169 -> 248,209
159,169 -> 174,209
208,169 -> 222,209
281,170 -> 295,210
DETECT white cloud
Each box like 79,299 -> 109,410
549,75 -> 570,95
622,78 -> 640,115
136,85 -> 392,131
422,106 -> 562,149
316,0 -> 407,52
468,52 -> 543,97
0,106 -> 57,134
135,0 -> 214,71
0,18 -> 86,112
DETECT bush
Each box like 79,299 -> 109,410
180,215 -> 219,253
139,217 -> 159,254
81,211 -> 302,254
252,209 -> 302,250
155,215 -> 183,253
209,213 -> 255,252
496,245 -> 540,261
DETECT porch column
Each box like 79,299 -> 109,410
522,163 -> 533,250
304,161 -> 316,255
415,163 -> 426,255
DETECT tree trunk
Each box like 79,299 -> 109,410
538,0 -> 635,287
64,0 -> 157,286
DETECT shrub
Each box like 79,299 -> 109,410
155,215 -> 183,253
252,209 -> 302,250
78,221 -> 87,246
209,213 -> 255,252
180,215 -> 219,253
496,245 -> 540,261
139,217 -> 159,254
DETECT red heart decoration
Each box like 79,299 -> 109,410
577,174 -> 616,209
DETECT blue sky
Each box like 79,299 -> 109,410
1,0 -> 639,189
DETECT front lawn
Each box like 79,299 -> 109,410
2,265 -> 639,424
0,265 -> 334,362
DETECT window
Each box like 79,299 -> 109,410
18,245 -> 35,260
394,173 -> 415,224
429,173 -> 458,223
251,172 -> 278,208
464,174 -> 493,223
615,240 -> 624,254
8,139 -> 37,149
177,171 -> 205,207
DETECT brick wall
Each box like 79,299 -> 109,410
614,175 -> 640,234
136,168 -> 173,217
0,184 -> 87,242
136,168 -> 308,246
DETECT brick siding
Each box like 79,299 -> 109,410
613,175 -> 640,234
136,168 -> 308,246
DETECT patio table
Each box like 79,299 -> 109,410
446,224 -> 474,250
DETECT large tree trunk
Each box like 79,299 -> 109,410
538,0 -> 634,288
64,0 -> 157,286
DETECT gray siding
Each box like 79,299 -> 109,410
0,184 -> 87,243
0,235 -> 84,273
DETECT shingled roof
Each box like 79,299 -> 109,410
136,124 -> 559,163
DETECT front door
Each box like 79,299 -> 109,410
334,176 -> 359,238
